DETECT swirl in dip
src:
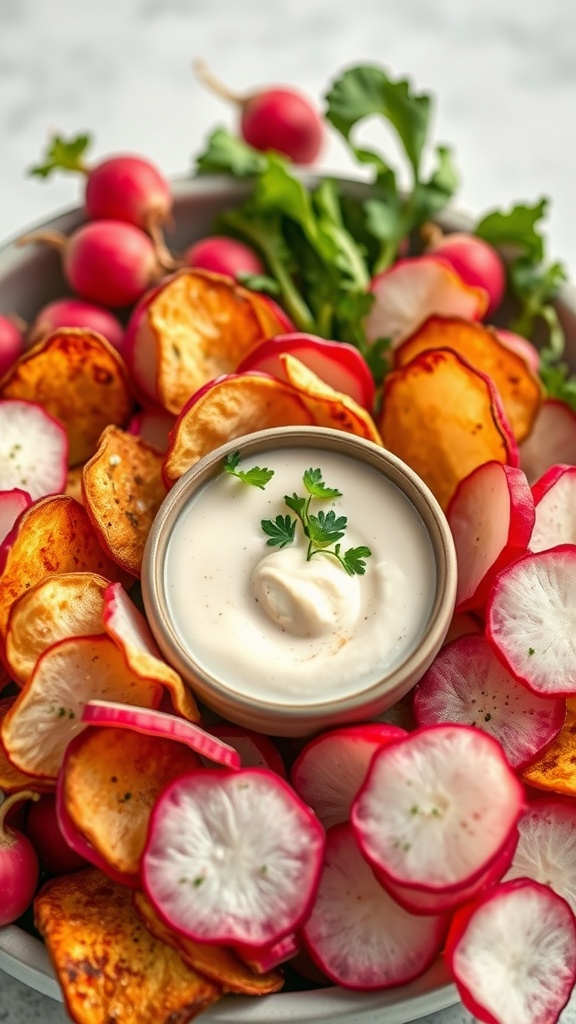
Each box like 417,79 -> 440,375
158,443 -> 438,709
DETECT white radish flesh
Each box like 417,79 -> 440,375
530,464 -> 576,551
504,798 -> 576,914
302,822 -> 446,990
142,768 -> 325,947
413,635 -> 565,769
0,400 -> 68,500
352,724 -> 524,893
520,399 -> 576,485
487,546 -> 576,696
446,878 -> 576,1024
0,488 -> 31,546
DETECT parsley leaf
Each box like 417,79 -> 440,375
307,510 -> 348,547
261,515 -> 296,548
340,546 -> 372,576
223,451 -> 274,489
196,127 -> 267,177
29,132 -> 91,178
303,468 -> 342,499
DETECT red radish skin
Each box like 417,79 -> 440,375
28,298 -> 125,352
236,333 -> 376,410
445,878 -> 576,1024
84,154 -> 172,233
64,221 -> 160,307
234,933 -> 299,973
413,636 -> 566,770
122,282 -> 164,405
504,797 -> 576,913
82,700 -> 240,769
0,400 -> 68,500
494,328 -> 540,374
205,724 -> 286,776
0,315 -> 25,377
447,461 -> 535,613
530,464 -> 576,551
127,407 -> 175,453
352,724 -> 525,895
425,232 -> 506,316
0,790 -> 40,925
184,235 -> 265,278
302,822 -> 447,991
0,488 -> 32,546
487,546 -> 576,696
290,723 -> 406,829
142,768 -> 325,948
25,793 -> 87,875
520,399 -> 576,485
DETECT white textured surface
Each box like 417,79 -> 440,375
2,0 -> 576,1021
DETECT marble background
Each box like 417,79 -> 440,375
2,0 -> 576,1021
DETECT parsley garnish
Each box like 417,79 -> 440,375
261,467 -> 372,576
224,450 -> 274,490
29,132 -> 92,178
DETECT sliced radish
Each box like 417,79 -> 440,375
55,774 -> 139,888
141,767 -> 325,947
530,464 -> 576,551
0,489 -> 31,546
127,406 -> 175,452
0,399 -> 68,500
520,399 -> 576,485
302,822 -> 446,990
504,797 -> 576,913
290,723 -> 406,829
442,611 -> 482,646
445,878 -> 576,1024
494,328 -> 540,374
364,255 -> 488,348
236,333 -> 375,410
447,461 -> 534,612
413,635 -> 565,770
487,546 -> 576,696
233,933 -> 300,973
204,724 -> 286,776
82,700 -> 240,768
352,724 -> 525,894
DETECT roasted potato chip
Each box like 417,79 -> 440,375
163,372 -> 314,486
521,706 -> 576,795
35,868 -> 220,1024
394,316 -> 542,443
281,354 -> 382,444
136,269 -> 287,415
0,697 -> 56,793
62,725 -> 201,878
5,572 -> 108,685
379,348 -> 518,509
0,495 -> 126,646
83,426 -> 166,577
1,635 -> 162,779
0,328 -> 134,465
134,891 -> 284,996
103,582 -> 199,721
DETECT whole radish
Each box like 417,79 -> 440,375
0,790 -> 40,925
184,235 -> 265,278
28,297 -> 124,351
0,314 -> 25,377
423,225 -> 506,316
195,61 -> 324,164
26,794 -> 87,876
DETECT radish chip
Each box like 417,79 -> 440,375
413,635 -> 565,770
521,708 -> 576,796
520,399 -> 576,484
280,354 -> 382,443
530,464 -> 576,551
0,400 -> 67,500
445,878 -> 576,1024
142,768 -> 325,947
0,696 -> 55,794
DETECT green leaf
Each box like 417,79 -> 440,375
236,272 -> 280,295
303,468 -> 342,499
341,545 -> 372,576
29,132 -> 91,178
538,361 -> 576,412
261,515 -> 296,548
411,144 -> 459,222
325,64 -> 431,178
285,493 -> 307,517
223,451 -> 274,489
195,128 -> 268,177
475,199 -> 549,262
307,510 -> 347,546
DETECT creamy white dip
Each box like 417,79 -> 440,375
164,447 -> 436,706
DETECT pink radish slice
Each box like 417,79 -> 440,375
234,933 -> 300,973
142,768 -> 325,947
352,724 -> 525,894
447,461 -> 534,612
0,400 -> 68,500
364,255 -> 488,348
445,878 -> 576,1024
290,723 -> 406,829
530,464 -> 576,551
494,328 -> 540,374
377,828 -> 518,916
520,399 -> 576,485
487,546 -> 576,696
0,489 -> 31,546
302,822 -> 446,991
0,314 -> 25,377
413,635 -> 565,770
204,724 -> 286,777
127,407 -> 175,453
82,701 -> 240,769
122,283 -> 164,406
504,797 -> 576,913
425,234 -> 505,316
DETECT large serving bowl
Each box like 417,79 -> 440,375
1,176 -> 575,1024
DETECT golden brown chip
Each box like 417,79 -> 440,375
379,348 -> 518,510
0,495 -> 127,646
281,355 -> 383,443
62,726 -> 201,878
82,426 -> 167,577
141,269 -> 287,414
0,328 -> 134,465
0,697 -> 56,793
35,868 -> 220,1024
5,572 -> 109,685
134,891 -> 284,996
163,372 -> 314,486
521,705 -> 575,795
394,316 -> 543,443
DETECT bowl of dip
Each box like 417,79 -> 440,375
142,423 -> 457,736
